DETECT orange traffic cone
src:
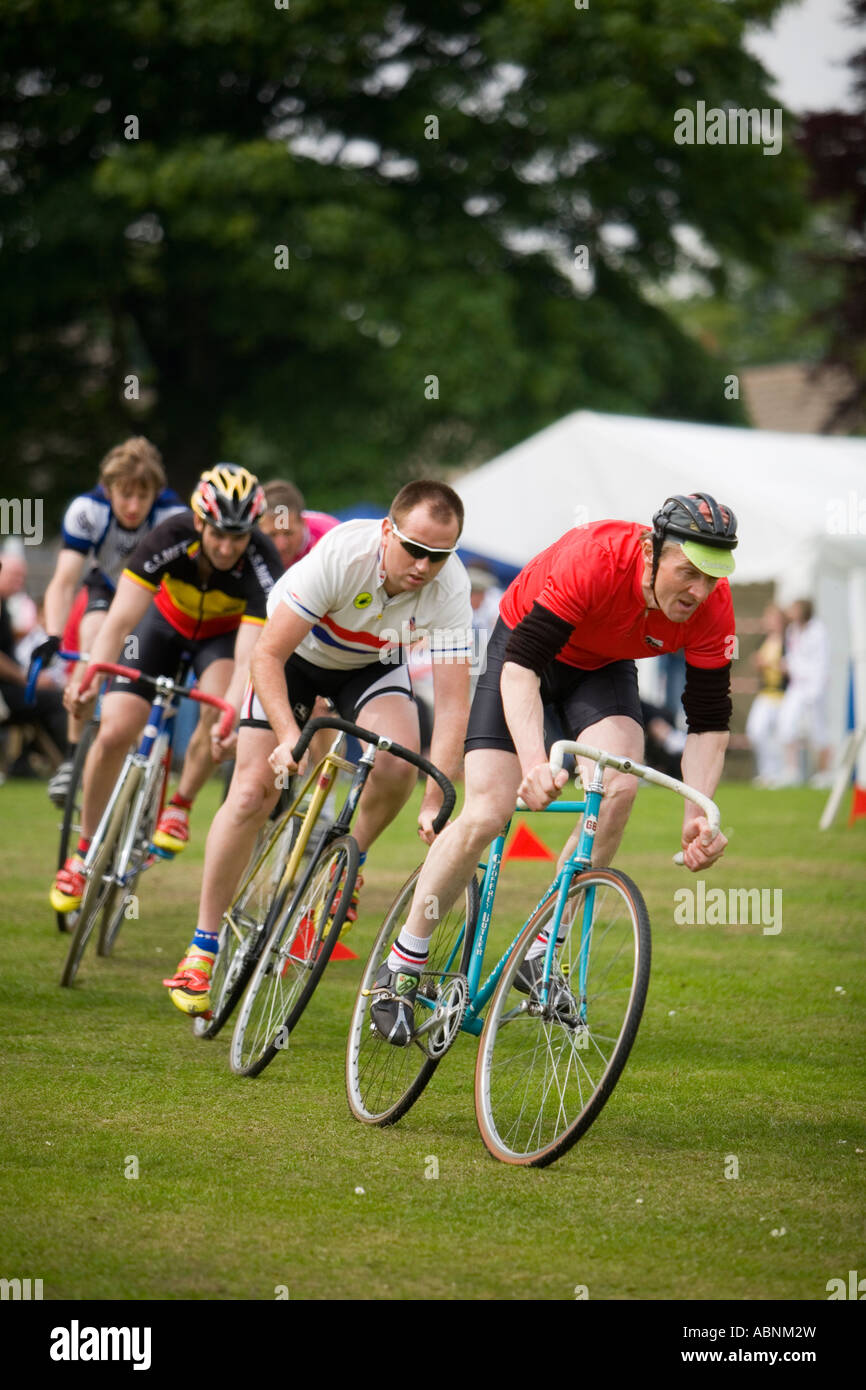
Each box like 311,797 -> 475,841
504,821 -> 556,862
289,918 -> 358,962
848,785 -> 866,826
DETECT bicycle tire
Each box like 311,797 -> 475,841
346,867 -> 479,1127
55,718 -> 98,934
474,867 -> 651,1167
229,834 -> 361,1078
193,809 -> 303,1041
59,770 -> 141,988
97,743 -> 169,957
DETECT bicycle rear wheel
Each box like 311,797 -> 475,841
474,868 -> 650,1167
346,869 -> 479,1127
55,718 -> 98,934
193,809 -> 303,1041
229,835 -> 360,1077
59,770 -> 140,988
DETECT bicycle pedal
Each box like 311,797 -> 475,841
149,843 -> 176,860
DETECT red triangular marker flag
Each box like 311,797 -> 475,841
288,919 -> 358,962
504,821 -> 556,862
848,784 -> 866,826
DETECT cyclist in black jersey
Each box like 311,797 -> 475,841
50,465 -> 281,915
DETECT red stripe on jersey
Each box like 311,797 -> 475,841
320,613 -> 388,649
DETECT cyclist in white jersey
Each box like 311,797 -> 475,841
165,480 -> 474,1016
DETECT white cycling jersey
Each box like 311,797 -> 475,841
269,518 -> 473,670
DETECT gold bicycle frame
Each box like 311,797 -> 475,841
224,735 -> 358,944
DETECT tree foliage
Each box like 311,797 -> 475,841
796,0 -> 866,429
0,0 -> 805,522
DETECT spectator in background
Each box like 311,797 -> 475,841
745,602 -> 787,786
657,648 -> 687,727
258,480 -> 339,569
777,599 -> 832,787
0,544 -> 38,644
466,564 -> 502,687
641,698 -> 686,779
0,554 -> 67,776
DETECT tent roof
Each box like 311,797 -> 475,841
454,410 -> 866,591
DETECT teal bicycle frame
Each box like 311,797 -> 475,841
416,739 -> 722,1038
458,795 -> 594,1035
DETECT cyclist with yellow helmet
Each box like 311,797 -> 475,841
51,464 -> 282,915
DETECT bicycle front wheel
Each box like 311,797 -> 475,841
229,835 -> 360,1077
346,868 -> 479,1127
194,809 -> 303,1041
59,770 -> 140,988
474,868 -> 650,1167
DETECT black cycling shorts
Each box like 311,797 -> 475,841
465,618 -> 643,754
83,569 -> 115,615
239,652 -> 414,732
108,606 -> 236,699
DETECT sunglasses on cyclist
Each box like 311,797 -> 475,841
388,517 -> 458,563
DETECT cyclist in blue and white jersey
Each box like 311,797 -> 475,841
33,437 -> 184,803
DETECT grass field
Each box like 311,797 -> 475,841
1,777 -> 863,1301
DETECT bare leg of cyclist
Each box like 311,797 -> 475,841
153,659 -> 236,855
351,694 -> 420,853
173,658 -> 233,803
400,747 -> 521,942
80,690 -> 150,837
166,724 -> 280,1015
48,608 -> 108,809
67,608 -> 105,747
195,725 -> 280,936
559,714 -> 644,870
367,745 -> 519,1041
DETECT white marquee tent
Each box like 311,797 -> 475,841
455,410 -> 866,772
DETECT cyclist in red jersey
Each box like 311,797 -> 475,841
368,493 -> 739,1045
258,479 -> 339,569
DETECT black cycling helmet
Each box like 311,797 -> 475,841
651,492 -> 738,583
190,463 -> 266,534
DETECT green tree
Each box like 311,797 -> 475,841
0,0 -> 804,524
796,0 -> 866,429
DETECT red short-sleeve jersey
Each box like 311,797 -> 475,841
499,521 -> 734,670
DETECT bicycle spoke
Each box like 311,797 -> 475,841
231,836 -> 359,1076
347,872 -> 478,1125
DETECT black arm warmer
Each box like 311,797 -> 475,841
503,602 -> 574,676
682,662 -> 732,733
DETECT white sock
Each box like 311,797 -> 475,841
526,930 -> 566,964
387,927 -> 430,975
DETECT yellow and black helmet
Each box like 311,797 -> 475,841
191,463 -> 266,534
